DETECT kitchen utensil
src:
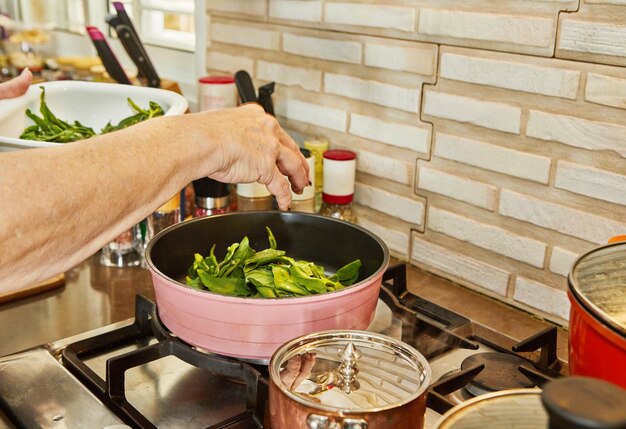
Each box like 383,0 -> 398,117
234,70 -> 257,104
0,80 -> 188,150
568,241 -> 626,388
268,329 -> 431,429
433,377 -> 626,429
258,81 -> 275,115
145,211 -> 389,361
85,26 -> 131,85
106,3 -> 160,88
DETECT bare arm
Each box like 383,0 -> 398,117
0,101 -> 309,292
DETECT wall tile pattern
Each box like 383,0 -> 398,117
206,0 -> 626,325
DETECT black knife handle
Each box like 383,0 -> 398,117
86,27 -> 131,85
115,24 -> 160,88
234,70 -> 257,104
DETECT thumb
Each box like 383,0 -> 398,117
0,68 -> 32,100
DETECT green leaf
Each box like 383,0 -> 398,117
243,248 -> 286,271
197,269 -> 252,296
330,259 -> 362,286
290,264 -> 326,294
272,265 -> 308,296
266,226 -> 277,250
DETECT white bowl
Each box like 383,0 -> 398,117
0,80 -> 188,151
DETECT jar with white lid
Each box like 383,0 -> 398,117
318,149 -> 357,222
236,182 -> 274,211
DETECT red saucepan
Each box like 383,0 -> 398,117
568,239 -> 626,388
145,211 -> 389,361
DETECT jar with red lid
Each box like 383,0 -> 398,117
318,149 -> 357,222
198,75 -> 237,112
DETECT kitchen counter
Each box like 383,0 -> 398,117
0,255 -> 568,363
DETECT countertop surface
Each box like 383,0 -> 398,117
0,254 -> 568,362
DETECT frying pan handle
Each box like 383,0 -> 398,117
307,414 -> 367,429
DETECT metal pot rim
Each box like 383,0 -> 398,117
568,241 -> 626,338
269,329 -> 432,413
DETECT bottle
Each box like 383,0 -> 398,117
145,191 -> 181,243
198,76 -> 238,111
236,182 -> 274,211
193,178 -> 231,217
303,138 -> 329,212
290,148 -> 316,213
319,150 -> 357,223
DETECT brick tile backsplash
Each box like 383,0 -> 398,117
207,3 -> 626,319
269,0 -> 322,22
325,73 -> 420,112
434,132 -> 551,184
555,161 -> 626,205
418,166 -> 497,210
423,90 -> 522,134
428,207 -> 547,268
325,3 -> 416,32
527,110 -> 626,158
350,113 -> 430,155
440,51 -> 580,99
411,236 -> 510,296
514,277 -> 571,322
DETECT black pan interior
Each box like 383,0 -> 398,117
147,211 -> 389,286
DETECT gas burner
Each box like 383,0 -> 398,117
460,352 -> 535,396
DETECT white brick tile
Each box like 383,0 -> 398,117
411,237 -> 510,295
440,52 -> 580,99
349,113 -> 430,155
428,207 -> 547,268
257,61 -> 321,92
555,161 -> 626,205
514,277 -> 570,321
419,9 -> 554,48
325,3 -> 416,32
418,166 -> 497,210
206,51 -> 254,74
325,74 -> 420,112
585,73 -> 626,109
282,33 -> 361,64
207,0 -> 266,16
357,218 -> 409,256
586,0 -> 626,3
559,20 -> 626,57
364,43 -> 436,76
434,133 -> 551,184
550,247 -> 580,277
355,183 -> 424,226
211,22 -> 280,50
499,190 -> 626,244
269,0 -> 322,22
355,150 -> 412,185
423,90 -> 521,134
274,98 -> 347,131
527,110 -> 626,158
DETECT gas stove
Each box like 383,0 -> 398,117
0,264 -> 566,428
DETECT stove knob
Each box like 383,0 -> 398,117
542,377 -> 626,429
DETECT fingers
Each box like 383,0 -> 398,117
0,68 -> 32,100
291,352 -> 316,389
265,167 -> 292,210
281,355 -> 302,390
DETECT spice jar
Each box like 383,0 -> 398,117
236,182 -> 274,211
303,138 -> 329,212
319,149 -> 357,222
198,76 -> 238,112
290,148 -> 315,213
193,178 -> 231,217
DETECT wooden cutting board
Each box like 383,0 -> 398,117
0,274 -> 65,304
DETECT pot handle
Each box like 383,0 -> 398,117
307,414 -> 368,429
608,235 -> 626,244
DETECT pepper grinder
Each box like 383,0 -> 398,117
318,149 -> 357,222
193,178 -> 231,217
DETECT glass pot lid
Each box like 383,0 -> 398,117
570,242 -> 626,336
269,330 -> 431,413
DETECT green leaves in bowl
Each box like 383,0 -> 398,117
186,227 -> 361,298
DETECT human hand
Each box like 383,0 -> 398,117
280,352 -> 316,391
189,103 -> 310,210
0,68 -> 31,100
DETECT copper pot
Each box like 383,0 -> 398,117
268,330 -> 431,429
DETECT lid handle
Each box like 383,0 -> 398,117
335,342 -> 361,394
307,414 -> 368,429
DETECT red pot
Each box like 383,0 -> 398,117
568,241 -> 626,388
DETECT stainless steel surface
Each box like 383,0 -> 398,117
307,415 -> 368,429
195,195 -> 230,210
270,329 -> 431,412
571,241 -> 626,334
0,349 -> 127,428
336,342 -> 361,393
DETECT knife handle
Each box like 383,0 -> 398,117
115,24 -> 160,88
234,70 -> 258,104
86,26 -> 131,85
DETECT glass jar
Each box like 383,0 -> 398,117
236,182 -> 274,211
193,178 -> 231,217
